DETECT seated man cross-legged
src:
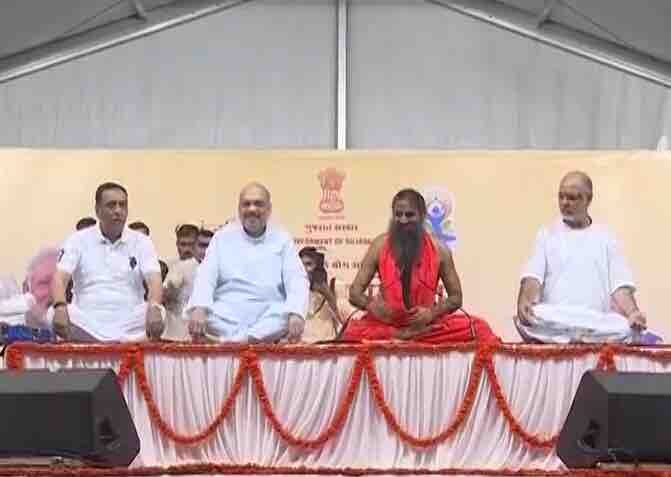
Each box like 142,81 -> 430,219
515,171 -> 661,344
49,182 -> 165,342
187,182 -> 308,343
343,188 -> 499,344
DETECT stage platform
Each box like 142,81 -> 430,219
2,341 -> 671,477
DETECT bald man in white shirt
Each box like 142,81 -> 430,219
187,183 -> 308,343
515,171 -> 658,344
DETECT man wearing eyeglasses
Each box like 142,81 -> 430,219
343,188 -> 498,343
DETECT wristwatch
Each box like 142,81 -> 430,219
53,301 -> 67,310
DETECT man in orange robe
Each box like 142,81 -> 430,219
343,188 -> 499,344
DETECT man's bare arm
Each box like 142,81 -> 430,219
50,270 -> 72,339
145,272 -> 163,305
144,272 -> 165,339
50,270 -> 71,305
517,277 -> 541,324
612,286 -> 646,330
431,245 -> 463,317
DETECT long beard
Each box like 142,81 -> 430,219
388,221 -> 424,309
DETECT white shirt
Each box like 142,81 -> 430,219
188,221 -> 309,339
0,293 -> 35,326
522,219 -> 635,313
164,257 -> 199,314
57,225 -> 160,334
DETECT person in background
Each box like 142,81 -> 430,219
75,217 -> 96,231
162,229 -> 213,341
298,246 -> 343,343
0,247 -> 59,328
171,224 -> 198,264
129,221 -> 150,236
194,228 -> 214,263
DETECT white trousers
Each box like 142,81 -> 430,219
515,303 -> 635,344
46,303 -> 165,342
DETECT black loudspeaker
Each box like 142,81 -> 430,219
0,369 -> 140,467
557,370 -> 671,468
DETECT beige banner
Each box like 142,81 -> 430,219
2,149 -> 669,340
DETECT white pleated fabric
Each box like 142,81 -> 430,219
18,349 -> 670,472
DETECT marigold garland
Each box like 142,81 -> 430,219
612,345 -> 671,361
363,345 -> 484,447
10,341 -> 671,360
8,341 -> 671,454
5,341 -> 480,357
596,346 -> 617,372
116,350 -> 138,386
5,345 -> 24,370
0,463 -> 663,477
496,344 -> 605,359
482,344 -> 558,449
133,349 -> 247,445
246,348 -> 365,448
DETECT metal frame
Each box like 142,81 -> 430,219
426,0 -> 671,88
129,0 -> 149,20
0,0 -> 253,85
536,0 -> 558,28
1,0 -> 670,148
336,0 -> 348,150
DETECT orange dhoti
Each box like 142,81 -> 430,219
343,312 -> 498,344
342,234 -> 499,344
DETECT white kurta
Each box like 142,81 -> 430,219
517,219 -> 637,343
0,293 -> 35,326
162,257 -> 199,341
164,258 -> 198,313
49,226 -> 161,341
187,222 -> 309,343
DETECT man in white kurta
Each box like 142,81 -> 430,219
162,257 -> 199,340
515,171 -> 655,344
163,229 -> 213,327
187,183 -> 308,343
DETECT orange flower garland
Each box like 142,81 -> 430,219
363,345 -> 485,447
481,344 -> 558,449
7,341 -> 671,454
0,463 -> 663,477
596,346 -> 616,371
246,349 -> 365,448
133,348 -> 247,445
116,349 -> 138,386
4,345 -> 23,371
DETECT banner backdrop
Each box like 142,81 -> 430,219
2,149 -> 669,340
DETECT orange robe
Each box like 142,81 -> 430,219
342,234 -> 499,344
